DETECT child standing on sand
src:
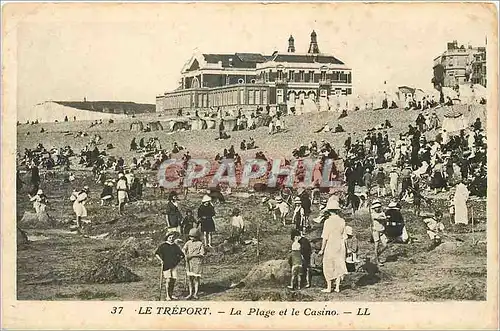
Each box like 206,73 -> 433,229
155,232 -> 185,301
230,208 -> 245,244
183,228 -> 206,300
181,210 -> 197,238
288,234 -> 303,290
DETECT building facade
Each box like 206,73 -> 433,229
470,47 -> 486,87
433,40 -> 487,88
156,31 -> 352,113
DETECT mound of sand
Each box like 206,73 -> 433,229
19,211 -> 55,229
17,227 -> 29,246
83,259 -> 141,284
232,259 -> 290,288
231,289 -> 313,301
433,242 -> 462,253
114,236 -> 155,260
414,280 -> 486,301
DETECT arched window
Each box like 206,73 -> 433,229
191,77 -> 200,88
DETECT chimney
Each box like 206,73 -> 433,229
84,97 -> 87,102
308,30 -> 320,54
288,35 -> 295,53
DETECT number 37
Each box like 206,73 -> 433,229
111,307 -> 123,314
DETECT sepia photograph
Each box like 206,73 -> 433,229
2,2 -> 498,329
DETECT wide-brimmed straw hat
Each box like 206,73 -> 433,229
294,197 -> 302,204
371,200 -> 382,209
165,231 -> 180,240
202,195 -> 212,203
345,226 -> 353,236
326,198 -> 340,210
188,228 -> 201,238
275,196 -> 283,202
388,201 -> 400,209
168,191 -> 178,200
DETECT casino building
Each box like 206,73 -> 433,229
156,31 -> 352,114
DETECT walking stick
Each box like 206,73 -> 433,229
256,221 -> 260,264
184,257 -> 189,294
471,206 -> 477,245
158,263 -> 164,301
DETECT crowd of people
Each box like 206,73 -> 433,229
17,94 -> 488,301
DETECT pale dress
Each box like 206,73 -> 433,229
321,214 -> 348,281
183,240 -> 205,277
72,192 -> 88,217
454,183 -> 470,224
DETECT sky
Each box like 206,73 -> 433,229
14,3 -> 495,117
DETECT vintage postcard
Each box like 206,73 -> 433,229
1,2 -> 498,329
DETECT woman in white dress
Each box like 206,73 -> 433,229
454,180 -> 470,225
71,186 -> 89,229
319,198 -> 348,293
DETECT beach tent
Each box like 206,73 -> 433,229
190,118 -> 206,131
442,87 -> 459,100
471,84 -> 487,103
168,119 -> 190,132
302,97 -> 318,113
222,117 -> 238,131
149,121 -> 164,131
442,107 -> 468,132
458,85 -> 475,104
129,120 -> 144,131
257,114 -> 272,127
318,97 -> 329,112
204,118 -> 217,129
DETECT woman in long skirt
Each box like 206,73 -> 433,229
430,164 -> 447,194
197,195 -> 216,247
319,198 -> 347,293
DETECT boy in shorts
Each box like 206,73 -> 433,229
155,231 -> 185,300
288,234 -> 303,290
370,200 -> 388,266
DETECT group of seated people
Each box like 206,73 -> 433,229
292,140 -> 340,160
240,138 -> 256,151
130,137 -> 162,153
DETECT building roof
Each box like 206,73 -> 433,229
271,53 -> 344,65
202,53 -> 269,69
201,52 -> 344,68
53,101 -> 155,114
